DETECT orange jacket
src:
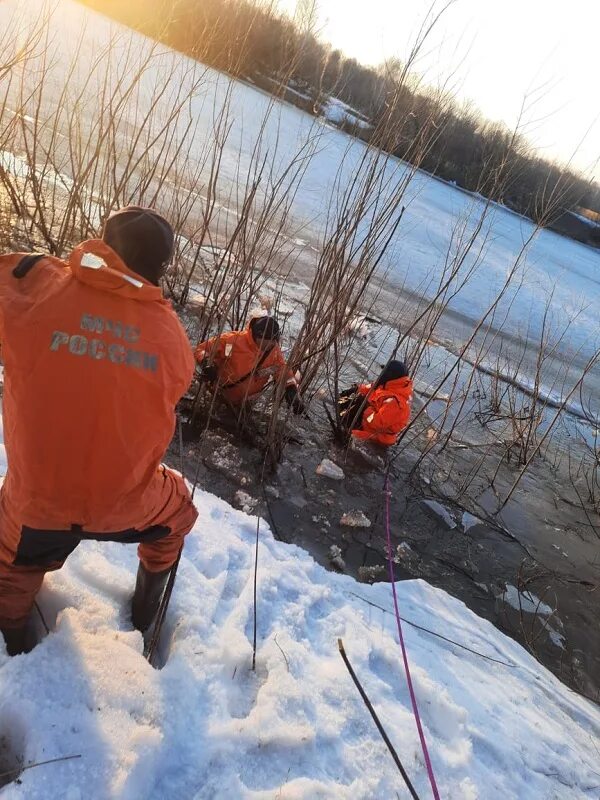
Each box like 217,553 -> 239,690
0,240 -> 194,530
351,377 -> 413,446
194,324 -> 295,406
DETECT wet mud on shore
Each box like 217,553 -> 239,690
167,398 -> 600,704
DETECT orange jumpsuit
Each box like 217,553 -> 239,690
194,323 -> 296,406
351,377 -> 413,446
0,240 -> 198,630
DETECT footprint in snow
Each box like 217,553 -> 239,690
227,662 -> 269,719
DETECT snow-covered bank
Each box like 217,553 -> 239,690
1,486 -> 599,798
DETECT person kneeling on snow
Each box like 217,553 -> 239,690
0,206 -> 199,656
194,316 -> 305,414
339,360 -> 413,446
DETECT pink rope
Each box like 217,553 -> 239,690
384,476 -> 441,800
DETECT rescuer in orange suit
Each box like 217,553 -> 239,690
339,360 -> 413,446
194,316 -> 305,413
0,207 -> 198,656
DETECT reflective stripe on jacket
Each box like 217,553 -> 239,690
194,323 -> 295,405
0,239 -> 195,530
351,377 -> 413,446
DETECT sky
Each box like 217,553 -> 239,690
279,0 -> 600,179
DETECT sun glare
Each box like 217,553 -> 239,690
282,0 -> 599,175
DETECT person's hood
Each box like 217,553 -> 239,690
69,239 -> 164,302
245,318 -> 278,353
247,315 -> 281,343
244,322 -> 261,352
382,376 -> 413,398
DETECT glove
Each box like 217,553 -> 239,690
198,359 -> 218,383
338,384 -> 359,401
284,385 -> 306,415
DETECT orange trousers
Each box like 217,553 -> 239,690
0,467 -> 198,629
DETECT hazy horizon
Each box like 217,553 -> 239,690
279,0 -> 600,183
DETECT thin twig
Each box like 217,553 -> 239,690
252,513 -> 260,671
33,600 -> 50,635
0,754 -> 82,782
347,591 -> 517,668
177,413 -> 185,479
273,633 -> 290,672
145,548 -> 182,666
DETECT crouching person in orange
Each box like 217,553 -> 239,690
0,206 -> 198,656
339,360 -> 413,446
194,316 -> 305,414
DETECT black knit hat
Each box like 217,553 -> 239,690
375,359 -> 409,387
250,316 -> 281,342
102,206 -> 174,285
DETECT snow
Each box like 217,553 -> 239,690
328,544 -> 346,571
571,211 -> 600,229
462,511 -> 482,531
422,499 -> 458,529
316,458 -> 345,480
233,491 -> 258,514
1,434 -> 599,797
284,84 -> 313,102
500,585 -> 567,652
0,9 -> 599,791
339,510 -> 372,528
320,97 -> 373,130
1,500 -> 599,799
502,584 -> 555,618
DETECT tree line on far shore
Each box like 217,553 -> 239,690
77,0 -> 600,234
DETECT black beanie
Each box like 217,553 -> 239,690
250,316 -> 281,342
376,359 -> 409,387
102,206 -> 174,285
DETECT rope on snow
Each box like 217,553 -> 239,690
252,513 -> 260,672
346,591 -> 517,669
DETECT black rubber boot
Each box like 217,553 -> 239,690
1,624 -> 31,656
131,563 -> 171,633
